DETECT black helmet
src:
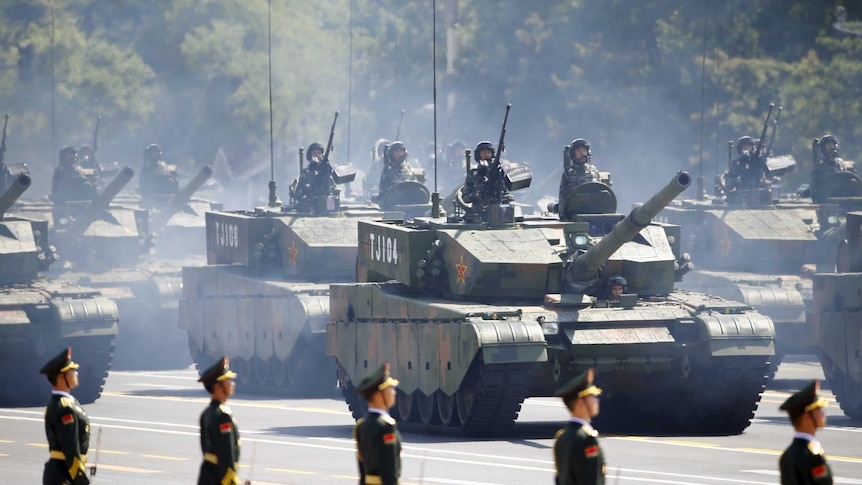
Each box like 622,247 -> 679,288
59,145 -> 76,159
306,142 -> 325,162
819,134 -> 840,155
474,141 -> 495,162
569,138 -> 591,163
736,136 -> 754,154
387,141 -> 407,163
607,275 -> 627,291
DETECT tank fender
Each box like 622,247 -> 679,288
735,286 -> 806,324
699,312 -> 775,357
52,297 -> 119,338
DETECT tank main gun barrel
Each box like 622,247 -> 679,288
152,165 -> 212,231
0,173 -> 31,220
68,166 -> 134,239
568,171 -> 692,282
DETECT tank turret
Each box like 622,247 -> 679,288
329,170 -> 775,437
63,166 -> 135,240
150,164 -> 213,232
0,172 -> 30,219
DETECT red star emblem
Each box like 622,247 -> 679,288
456,255 -> 468,284
720,233 -> 732,261
288,240 -> 299,265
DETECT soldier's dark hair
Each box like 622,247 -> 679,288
47,373 -> 60,386
360,388 -> 378,402
563,395 -> 579,410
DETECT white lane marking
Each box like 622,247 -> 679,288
609,467 -> 773,484
743,469 -> 862,484
418,479 -> 519,485
109,371 -> 199,381
100,391 -> 350,414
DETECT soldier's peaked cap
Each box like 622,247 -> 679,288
39,347 -> 79,376
355,362 -> 399,394
198,356 -> 237,386
554,368 -> 602,400
780,379 -> 827,415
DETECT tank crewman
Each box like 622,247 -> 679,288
52,146 -> 97,204
778,380 -> 833,484
811,134 -> 855,203
559,138 -> 601,213
461,141 -> 514,218
606,275 -> 627,301
139,143 -> 179,199
353,363 -> 402,485
292,142 -> 337,210
724,135 -> 767,194
553,368 -> 606,485
77,144 -> 96,172
40,347 -> 91,485
378,141 -> 417,200
441,140 -> 467,193
197,356 -> 241,485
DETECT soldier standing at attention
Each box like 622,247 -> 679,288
40,347 -> 91,485
197,356 -> 241,485
559,139 -> 601,216
553,368 -> 606,485
779,380 -> 833,484
811,134 -> 855,203
354,363 -> 402,485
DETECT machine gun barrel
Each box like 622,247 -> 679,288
569,171 -> 692,281
68,166 -> 134,239
0,173 -> 31,219
322,111 -> 339,164
753,103 -> 774,160
152,165 -> 212,231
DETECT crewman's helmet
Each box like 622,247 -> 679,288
474,141 -> 495,162
736,136 -> 755,155
819,135 -> 840,156
388,141 -> 407,163
607,275 -> 627,292
306,142 -> 325,162
569,138 -> 591,163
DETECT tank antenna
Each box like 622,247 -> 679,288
430,0 -> 441,217
266,0 -> 281,208
696,0 -> 708,200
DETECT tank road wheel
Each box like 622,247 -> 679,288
456,368 -> 480,425
395,389 -> 415,422
270,358 -> 287,387
417,391 -> 438,425
437,391 -> 459,426
234,358 -> 252,386
251,357 -> 269,386
337,361 -> 367,420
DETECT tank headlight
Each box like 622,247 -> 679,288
58,216 -> 70,226
542,321 -> 559,335
574,235 -> 588,246
828,215 -> 839,224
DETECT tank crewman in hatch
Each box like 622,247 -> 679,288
52,146 -> 97,204
378,141 -> 419,201
724,135 -> 768,194
40,347 -> 91,485
197,356 -> 241,485
559,138 -> 601,209
354,362 -> 402,485
811,134 -> 856,203
461,141 -> 514,218
139,144 -> 179,200
553,368 -> 606,485
605,275 -> 627,301
292,142 -> 338,210
778,380 -> 833,485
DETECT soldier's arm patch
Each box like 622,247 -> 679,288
61,414 -> 74,425
383,433 -> 397,445
811,464 -> 828,480
584,445 -> 599,458
219,422 -> 232,433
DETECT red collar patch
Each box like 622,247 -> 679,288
61,414 -> 74,425
584,445 -> 599,458
811,464 -> 828,479
383,432 -> 397,445
219,422 -> 232,433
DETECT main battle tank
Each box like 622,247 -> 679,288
660,165 -> 861,369
46,167 -> 190,369
327,171 -> 775,436
180,162 -> 382,395
0,174 -> 118,406
811,211 -> 862,419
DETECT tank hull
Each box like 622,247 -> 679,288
0,281 -> 118,406
327,282 -> 774,436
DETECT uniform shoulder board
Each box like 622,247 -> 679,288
355,417 -> 365,426
219,404 -> 232,415
381,413 -> 396,426
807,441 -> 824,456
582,424 -> 598,437
553,428 -> 565,440
59,396 -> 74,408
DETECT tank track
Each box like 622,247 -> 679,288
71,336 -> 116,405
338,359 -> 532,437
820,354 -> 862,420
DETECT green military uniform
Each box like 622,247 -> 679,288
553,369 -> 605,485
354,363 -> 402,485
197,357 -> 240,485
40,348 -> 90,485
779,380 -> 833,485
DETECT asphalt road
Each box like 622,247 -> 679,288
2,356 -> 861,485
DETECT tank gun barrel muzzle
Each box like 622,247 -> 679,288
68,166 -> 134,238
0,173 -> 31,219
152,164 -> 213,231
569,171 -> 691,281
